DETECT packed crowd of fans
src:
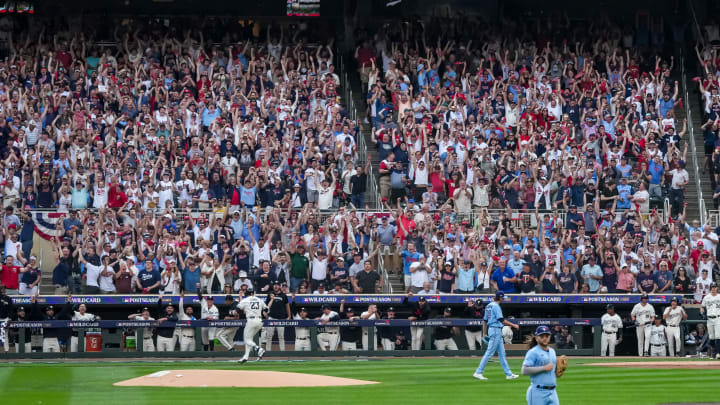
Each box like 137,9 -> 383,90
0,12 -> 716,302
357,13 -> 718,297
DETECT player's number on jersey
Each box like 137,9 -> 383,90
251,302 -> 260,310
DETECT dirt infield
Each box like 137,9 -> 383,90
114,369 -> 379,388
587,361 -> 720,370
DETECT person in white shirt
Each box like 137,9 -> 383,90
600,304 -> 623,357
663,297 -> 688,356
648,317 -> 668,357
315,304 -> 341,351
197,286 -> 219,351
695,270 -> 713,303
98,256 -> 117,294
127,307 -> 155,352
700,283 -> 720,358
317,174 -> 336,210
70,300 -> 98,352
631,294 -> 656,356
409,259 -> 432,293
237,289 -> 269,363
78,249 -> 102,294
92,179 -> 108,209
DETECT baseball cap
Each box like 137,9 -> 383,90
641,293 -> 649,299
535,325 -> 551,335
671,297 -> 678,302
346,307 -> 355,313
495,291 -> 505,299
17,306 -> 25,312
205,296 -> 214,301
321,304 -> 331,310
475,299 -> 483,306
606,304 -> 614,310
225,295 -> 234,302
387,307 -> 396,312
444,307 -> 452,313
418,296 -> 427,302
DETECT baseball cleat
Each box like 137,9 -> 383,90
257,347 -> 266,361
506,374 -> 519,380
715,353 -> 720,359
238,358 -> 248,364
472,373 -> 488,380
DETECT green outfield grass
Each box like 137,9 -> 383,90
0,357 -> 717,405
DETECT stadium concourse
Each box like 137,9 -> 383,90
0,3 -> 718,362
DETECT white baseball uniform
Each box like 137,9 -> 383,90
600,313 -> 623,357
177,300 -> 196,351
648,323 -> 667,356
663,306 -> 686,356
317,311 -> 340,351
200,298 -> 219,347
70,312 -> 97,352
293,313 -> 311,351
701,292 -> 720,340
238,296 -> 267,361
631,302 -> 655,356
133,315 -> 156,352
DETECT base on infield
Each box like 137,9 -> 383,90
114,369 -> 379,388
587,361 -> 720,370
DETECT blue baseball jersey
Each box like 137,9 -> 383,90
523,345 -> 557,387
484,301 -> 504,332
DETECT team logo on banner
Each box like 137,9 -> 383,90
33,212 -> 66,240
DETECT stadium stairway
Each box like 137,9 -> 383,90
686,80 -> 714,221
348,73 -> 380,210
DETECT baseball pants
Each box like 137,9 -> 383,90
410,326 -> 424,350
15,343 -> 31,353
241,318 -> 263,360
465,330 -> 484,351
381,338 -> 395,351
636,324 -> 651,355
362,328 -> 374,350
179,334 -> 195,351
294,337 -> 311,351
650,344 -> 667,357
1,317 -> 9,352
70,336 -> 89,352
666,326 -> 681,356
600,332 -> 617,357
341,341 -> 357,351
475,330 -> 513,377
217,327 -> 239,350
262,319 -> 286,351
317,332 -> 340,351
527,385 -> 560,405
156,336 -> 175,352
42,337 -> 61,353
435,338 -> 458,350
201,327 -> 217,346
708,319 -> 720,340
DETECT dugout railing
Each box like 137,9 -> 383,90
2,318 -> 600,359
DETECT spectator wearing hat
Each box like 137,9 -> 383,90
18,256 -> 41,296
288,236 -> 310,293
668,160 -> 689,217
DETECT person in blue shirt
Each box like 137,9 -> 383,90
491,260 -> 517,294
473,291 -> 520,380
522,325 -> 559,405
647,154 -> 664,200
616,177 -> 632,210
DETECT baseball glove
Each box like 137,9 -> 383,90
555,355 -> 568,378
482,336 -> 490,346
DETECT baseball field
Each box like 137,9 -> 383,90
0,357 -> 717,404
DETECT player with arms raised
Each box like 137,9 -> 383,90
237,289 -> 268,363
522,325 -> 563,405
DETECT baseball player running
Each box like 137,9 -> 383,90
522,325 -> 559,405
177,290 -> 196,351
700,283 -> 720,358
600,304 -> 623,357
473,291 -> 520,380
630,293 -> 655,356
237,289 -> 267,363
663,297 -> 687,357
464,299 -> 485,350
648,317 -> 668,357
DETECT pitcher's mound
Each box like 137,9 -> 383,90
114,370 -> 379,388
587,361 -> 720,370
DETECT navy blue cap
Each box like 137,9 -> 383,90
535,325 -> 551,335
495,291 -> 505,298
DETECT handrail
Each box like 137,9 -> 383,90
377,249 -> 392,294
663,198 -> 670,224
688,0 -> 705,48
681,52 -> 705,225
